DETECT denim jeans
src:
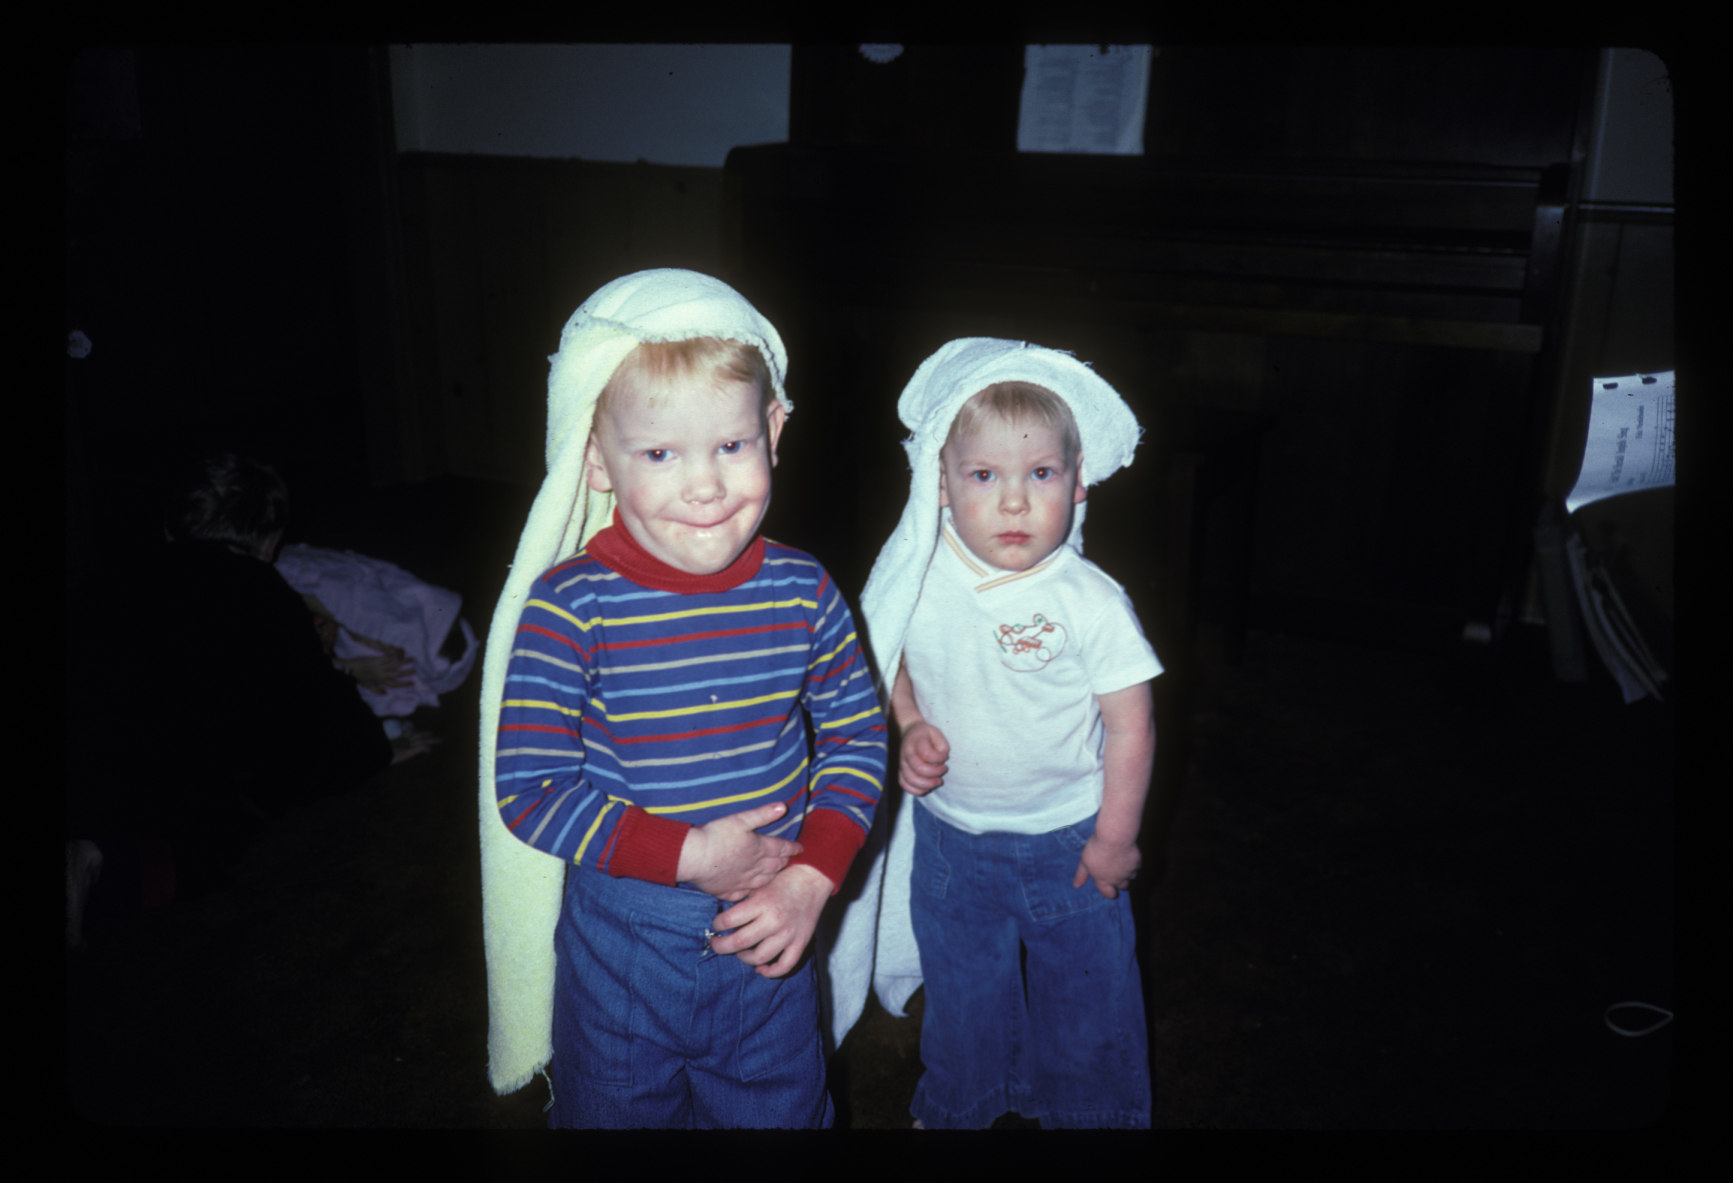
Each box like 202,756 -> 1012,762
909,799 -> 1152,1128
549,866 -> 834,1129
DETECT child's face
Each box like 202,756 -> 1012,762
584,367 -> 785,575
939,412 -> 1085,572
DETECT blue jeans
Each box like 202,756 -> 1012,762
909,800 -> 1152,1128
549,866 -> 834,1129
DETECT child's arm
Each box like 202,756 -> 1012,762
1073,680 -> 1156,898
676,801 -> 804,902
711,566 -> 888,976
891,661 -> 950,795
497,575 -> 801,896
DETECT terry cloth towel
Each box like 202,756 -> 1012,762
275,544 -> 480,719
824,337 -> 1144,1045
477,269 -> 792,1096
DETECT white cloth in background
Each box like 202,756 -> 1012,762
275,544 -> 479,719
476,269 -> 793,1096
825,337 -> 1147,1042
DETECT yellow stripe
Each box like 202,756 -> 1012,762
640,758 -> 810,815
809,632 -> 858,668
573,799 -> 619,865
818,706 -> 881,731
974,558 -> 1054,593
821,765 -> 884,791
604,688 -> 799,723
525,598 -> 596,632
941,525 -> 988,576
600,597 -> 817,628
503,698 -> 585,718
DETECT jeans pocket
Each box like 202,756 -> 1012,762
556,886 -> 637,1087
1021,818 -> 1108,923
912,804 -> 952,900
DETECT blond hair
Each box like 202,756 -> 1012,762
943,381 -> 1081,468
597,337 -> 773,419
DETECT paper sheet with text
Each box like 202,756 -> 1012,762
1017,45 -> 1151,155
1564,371 -> 1674,514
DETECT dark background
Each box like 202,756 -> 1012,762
66,44 -> 1691,664
63,41 -> 1711,1134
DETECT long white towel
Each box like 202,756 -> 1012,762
478,269 -> 792,1096
823,338 -> 1144,1050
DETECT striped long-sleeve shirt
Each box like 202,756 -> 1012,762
494,521 -> 886,891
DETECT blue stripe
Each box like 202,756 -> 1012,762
505,673 -> 586,696
583,741 -> 804,793
551,787 -> 597,852
604,664 -> 809,699
588,572 -> 819,608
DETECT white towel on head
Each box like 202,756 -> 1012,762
477,269 -> 791,1096
824,337 -> 1143,1048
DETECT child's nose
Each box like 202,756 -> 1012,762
684,458 -> 725,503
999,482 -> 1028,512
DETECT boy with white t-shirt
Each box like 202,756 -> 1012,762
882,351 -> 1160,1129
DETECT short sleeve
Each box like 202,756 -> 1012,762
1079,582 -> 1162,697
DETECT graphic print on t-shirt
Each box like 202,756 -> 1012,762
994,613 -> 1068,672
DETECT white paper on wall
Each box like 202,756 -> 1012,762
1564,371 -> 1675,514
1017,45 -> 1152,156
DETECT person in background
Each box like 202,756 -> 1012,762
66,449 -> 434,948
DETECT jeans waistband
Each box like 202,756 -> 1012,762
568,865 -> 728,928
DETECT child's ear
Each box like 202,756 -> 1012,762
583,435 -> 613,494
937,466 -> 951,509
765,400 -> 787,469
1072,459 -> 1087,505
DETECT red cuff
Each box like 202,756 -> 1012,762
603,807 -> 691,885
787,807 -> 869,895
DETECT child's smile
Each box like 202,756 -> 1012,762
939,414 -> 1085,572
584,370 -> 785,575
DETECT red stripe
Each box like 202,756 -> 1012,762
806,657 -> 859,686
545,555 -> 592,579
816,725 -> 886,746
597,620 -> 808,653
815,783 -> 878,804
588,714 -> 785,746
597,815 -> 622,871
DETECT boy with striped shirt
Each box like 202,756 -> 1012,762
493,334 -> 885,1128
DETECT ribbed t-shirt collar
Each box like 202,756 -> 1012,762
938,509 -> 1064,591
586,508 -> 766,594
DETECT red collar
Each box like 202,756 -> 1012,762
585,508 -> 766,594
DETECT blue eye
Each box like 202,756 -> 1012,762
970,470 -> 993,482
645,449 -> 668,462
1033,467 -> 1053,481
720,440 -> 743,455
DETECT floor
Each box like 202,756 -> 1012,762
65,471 -> 1679,1130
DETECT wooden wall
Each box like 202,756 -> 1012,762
66,45 -> 1677,654
389,154 -> 731,485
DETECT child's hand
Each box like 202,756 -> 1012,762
709,863 -> 834,977
344,652 -> 417,693
899,722 -> 951,795
1073,833 -> 1141,899
350,632 -> 406,662
678,801 -> 804,902
389,723 -> 441,765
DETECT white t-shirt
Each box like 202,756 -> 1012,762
902,513 -> 1163,835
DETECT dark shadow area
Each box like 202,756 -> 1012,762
67,474 -> 1674,1129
